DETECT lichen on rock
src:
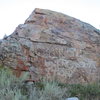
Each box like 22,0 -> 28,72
0,8 -> 100,83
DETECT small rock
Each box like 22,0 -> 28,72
65,97 -> 79,100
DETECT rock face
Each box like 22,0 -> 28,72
0,8 -> 100,83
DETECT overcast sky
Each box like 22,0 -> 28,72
0,0 -> 100,39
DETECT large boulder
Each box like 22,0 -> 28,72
0,8 -> 100,83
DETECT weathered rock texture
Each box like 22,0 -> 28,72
0,8 -> 100,83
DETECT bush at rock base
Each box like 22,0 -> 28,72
0,66 -> 100,100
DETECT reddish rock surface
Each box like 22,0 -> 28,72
0,8 -> 100,83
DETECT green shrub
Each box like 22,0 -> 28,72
0,66 -> 100,100
28,80 -> 67,100
0,66 -> 28,100
66,83 -> 100,100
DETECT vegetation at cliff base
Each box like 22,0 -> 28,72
0,66 -> 100,100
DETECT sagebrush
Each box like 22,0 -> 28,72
0,66 -> 100,100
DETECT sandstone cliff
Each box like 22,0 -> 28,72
0,8 -> 100,83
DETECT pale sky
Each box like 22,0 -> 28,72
0,0 -> 100,39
